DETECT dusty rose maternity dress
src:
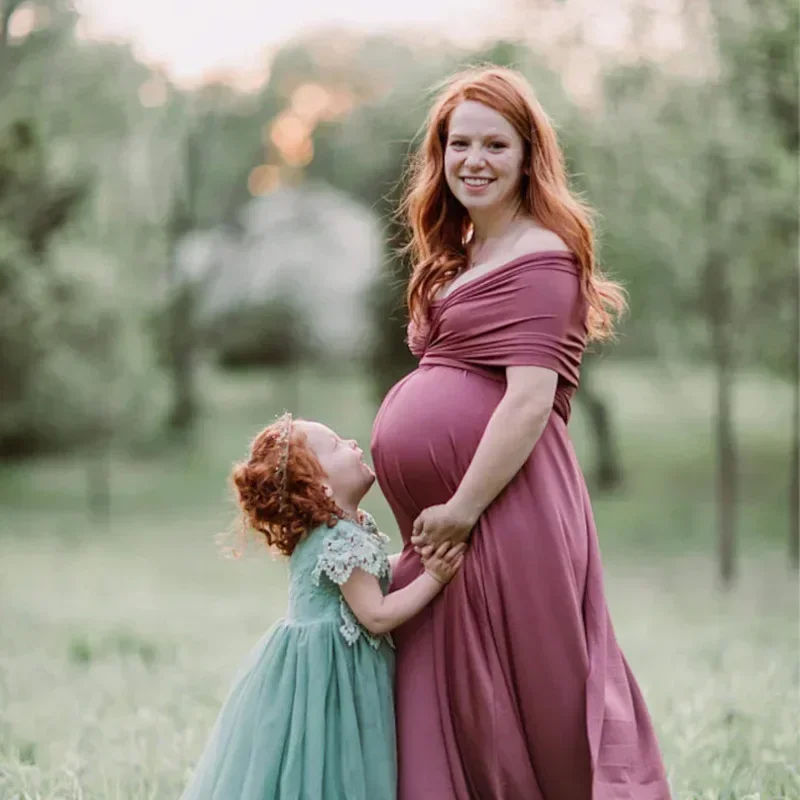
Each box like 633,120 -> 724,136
371,252 -> 671,800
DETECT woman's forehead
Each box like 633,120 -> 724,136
448,100 -> 515,136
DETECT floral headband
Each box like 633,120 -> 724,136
273,411 -> 292,512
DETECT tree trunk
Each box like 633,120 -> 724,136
704,149 -> 737,589
87,443 -> 111,528
165,127 -> 202,433
578,365 -> 623,492
710,295 -> 737,589
86,316 -> 116,529
790,259 -> 800,570
167,283 -> 198,431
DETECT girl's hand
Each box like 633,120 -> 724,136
411,501 -> 477,552
422,541 -> 467,584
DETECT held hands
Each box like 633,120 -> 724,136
411,500 -> 477,554
422,541 -> 467,585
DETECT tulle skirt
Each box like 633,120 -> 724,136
180,619 -> 396,799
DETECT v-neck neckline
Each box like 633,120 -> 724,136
432,249 -> 573,305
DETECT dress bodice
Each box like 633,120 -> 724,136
287,511 -> 393,648
406,251 -> 587,423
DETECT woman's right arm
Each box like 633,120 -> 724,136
340,543 -> 464,636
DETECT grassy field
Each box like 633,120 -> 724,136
0,363 -> 797,799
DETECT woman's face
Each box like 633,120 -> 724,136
444,100 -> 526,215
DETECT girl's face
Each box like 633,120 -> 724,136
296,421 -> 375,507
444,100 -> 526,216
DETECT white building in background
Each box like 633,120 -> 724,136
177,181 -> 382,361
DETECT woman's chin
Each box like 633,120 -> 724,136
457,193 -> 506,213
455,183 -> 521,212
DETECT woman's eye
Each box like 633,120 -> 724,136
449,140 -> 467,148
489,142 -> 507,150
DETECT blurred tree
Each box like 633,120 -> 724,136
141,79 -> 280,434
286,34 -> 456,394
164,118 -> 203,433
712,0 -> 800,569
0,0 -> 174,457
0,117 -> 89,456
0,0 -> 94,456
580,0 -> 798,583
696,0 -> 797,580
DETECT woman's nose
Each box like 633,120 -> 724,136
464,145 -> 485,170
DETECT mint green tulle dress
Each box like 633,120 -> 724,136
180,512 -> 396,800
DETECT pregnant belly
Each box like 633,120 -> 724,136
370,365 -> 503,516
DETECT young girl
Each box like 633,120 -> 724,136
180,413 -> 464,800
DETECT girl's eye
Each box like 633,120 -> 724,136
449,140 -> 467,148
489,142 -> 507,150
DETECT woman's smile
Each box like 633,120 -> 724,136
461,176 -> 495,192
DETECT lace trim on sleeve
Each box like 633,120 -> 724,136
312,518 -> 393,649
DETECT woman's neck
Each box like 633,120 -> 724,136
468,203 -> 528,262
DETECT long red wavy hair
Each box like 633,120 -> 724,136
402,65 -> 625,342
230,419 -> 340,557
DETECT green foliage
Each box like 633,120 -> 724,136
578,0 -> 798,373
0,118 -> 93,456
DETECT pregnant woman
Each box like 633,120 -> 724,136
371,66 -> 671,800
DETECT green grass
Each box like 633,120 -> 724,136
0,363 -> 797,799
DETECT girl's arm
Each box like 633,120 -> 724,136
340,543 -> 464,636
412,366 -> 557,548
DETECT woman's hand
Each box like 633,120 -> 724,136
411,501 -> 477,553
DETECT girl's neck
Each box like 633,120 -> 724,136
336,499 -> 361,523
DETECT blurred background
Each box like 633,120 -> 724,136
0,0 -> 797,797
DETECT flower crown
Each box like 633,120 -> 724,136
273,411 -> 292,512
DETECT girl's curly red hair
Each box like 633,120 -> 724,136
231,419 -> 340,556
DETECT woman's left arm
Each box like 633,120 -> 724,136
412,365 -> 557,549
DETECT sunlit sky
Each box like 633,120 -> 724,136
77,0 -> 508,86
72,0 -> 689,96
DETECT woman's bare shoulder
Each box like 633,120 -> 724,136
511,225 -> 570,258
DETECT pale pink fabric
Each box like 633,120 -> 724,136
371,252 -> 671,799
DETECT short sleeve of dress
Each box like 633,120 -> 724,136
498,262 -> 586,386
311,518 -> 390,587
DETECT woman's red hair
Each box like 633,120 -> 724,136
402,65 -> 625,342
230,420 -> 340,557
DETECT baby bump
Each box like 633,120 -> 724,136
371,366 -> 503,522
